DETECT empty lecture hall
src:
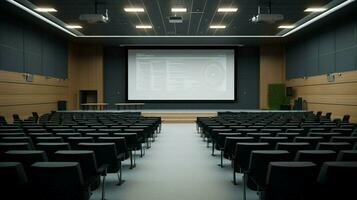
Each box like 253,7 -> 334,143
1,0 -> 357,200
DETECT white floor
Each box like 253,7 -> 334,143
91,123 -> 257,200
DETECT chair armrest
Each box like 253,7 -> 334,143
97,164 -> 109,176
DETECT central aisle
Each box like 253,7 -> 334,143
92,123 -> 255,200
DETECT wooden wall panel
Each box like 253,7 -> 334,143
259,45 -> 285,109
286,71 -> 357,122
0,70 -> 68,122
68,44 -> 103,110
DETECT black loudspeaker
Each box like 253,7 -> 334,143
294,97 -> 303,110
286,87 -> 293,97
57,101 -> 67,111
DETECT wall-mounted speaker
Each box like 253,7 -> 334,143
286,87 -> 293,97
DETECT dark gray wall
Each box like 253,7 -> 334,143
286,11 -> 357,79
0,7 -> 68,78
104,46 -> 260,109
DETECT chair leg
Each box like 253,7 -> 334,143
219,150 -> 223,167
211,141 -> 215,156
101,175 -> 106,200
117,162 -> 125,185
233,160 -> 237,185
243,173 -> 247,200
130,150 -> 134,169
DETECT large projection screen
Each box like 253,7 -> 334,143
127,48 -> 236,101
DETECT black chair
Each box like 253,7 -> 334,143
330,136 -> 357,144
55,133 -> 82,141
293,136 -> 324,148
265,162 -> 317,200
114,133 -> 140,168
0,132 -> 25,137
4,150 -> 48,180
97,137 -> 129,161
1,136 -> 34,148
35,136 -> 64,143
31,162 -> 90,200
248,150 -> 290,199
54,150 -> 102,191
78,143 -> 124,185
308,132 -> 342,141
317,161 -> 357,200
316,142 -> 352,151
246,133 -> 272,141
223,137 -> 255,162
259,137 -> 289,149
331,128 -> 353,136
36,143 -> 70,160
216,133 -> 242,167
67,137 -> 94,149
336,150 -> 357,161
85,133 -> 109,142
276,133 -> 301,141
233,142 -> 270,198
295,150 -> 336,169
0,142 -> 32,155
276,142 -> 313,159
0,162 -> 28,200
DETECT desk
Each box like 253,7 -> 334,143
115,103 -> 145,110
81,103 -> 108,110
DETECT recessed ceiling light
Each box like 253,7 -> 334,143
136,25 -> 152,29
217,7 -> 238,12
304,7 -> 327,12
66,25 -> 82,29
171,8 -> 187,12
278,25 -> 295,29
210,25 -> 226,29
124,7 -> 144,12
34,7 -> 57,12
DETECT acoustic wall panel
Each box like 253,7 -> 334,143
336,48 -> 356,72
0,47 -> 23,72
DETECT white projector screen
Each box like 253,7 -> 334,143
127,48 -> 236,101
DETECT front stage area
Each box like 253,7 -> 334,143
60,109 -> 307,123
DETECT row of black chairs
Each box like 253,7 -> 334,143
196,111 -> 357,200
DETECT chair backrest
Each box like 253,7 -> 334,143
36,137 -> 64,143
1,137 -> 33,147
316,142 -> 352,151
97,136 -> 128,156
77,143 -> 119,173
0,162 -> 27,186
0,142 -> 32,155
67,137 -> 94,149
4,150 -> 48,180
276,133 -> 301,141
295,150 -> 336,169
336,150 -> 357,161
246,133 -> 272,141
113,133 -> 139,150
317,161 -> 357,199
223,137 -> 255,160
307,132 -> 342,141
85,133 -> 109,141
55,133 -> 82,141
330,136 -> 357,144
293,136 -> 324,148
276,142 -> 313,158
248,150 -> 290,188
234,142 -> 270,172
216,133 -> 242,149
36,143 -> 71,160
31,162 -> 88,200
259,137 -> 289,149
266,162 -> 317,200
54,150 -> 98,183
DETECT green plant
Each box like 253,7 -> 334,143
268,83 -> 288,110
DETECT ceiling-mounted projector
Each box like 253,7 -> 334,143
250,2 -> 283,23
79,9 -> 109,23
169,16 -> 183,23
251,13 -> 284,23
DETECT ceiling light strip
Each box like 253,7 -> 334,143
6,0 -> 77,37
78,35 -> 280,38
283,0 -> 355,37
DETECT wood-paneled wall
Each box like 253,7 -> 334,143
286,71 -> 357,122
0,70 -> 68,122
259,45 -> 285,109
68,44 -> 103,110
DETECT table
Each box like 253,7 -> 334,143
115,103 -> 145,110
81,103 -> 108,110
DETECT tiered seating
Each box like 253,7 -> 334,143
0,111 -> 161,200
197,111 -> 357,200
